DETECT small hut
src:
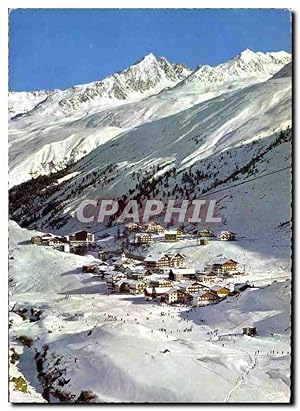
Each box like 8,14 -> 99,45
198,238 -> 208,246
243,327 -> 257,337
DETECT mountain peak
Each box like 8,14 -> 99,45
133,52 -> 158,67
183,49 -> 291,86
143,52 -> 157,61
237,48 -> 257,63
12,52 -> 192,118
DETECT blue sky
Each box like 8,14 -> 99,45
9,8 -> 292,91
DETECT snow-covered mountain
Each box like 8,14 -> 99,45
9,53 -> 192,118
9,77 -> 291,238
8,90 -> 54,117
8,49 -> 292,403
184,49 -> 291,85
9,49 -> 291,187
8,49 -> 292,239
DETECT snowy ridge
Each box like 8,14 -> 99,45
9,77 -> 292,238
184,49 -> 291,85
8,90 -> 54,118
9,53 -> 192,118
271,62 -> 292,79
9,126 -> 126,184
9,50 -> 291,187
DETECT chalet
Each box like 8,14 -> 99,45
136,233 -> 153,244
192,290 -> 219,307
178,281 -> 204,294
210,285 -> 230,297
211,258 -> 239,274
148,278 -> 173,288
169,268 -> 196,281
31,235 -> 43,245
164,228 -> 184,242
125,264 -> 147,278
165,288 -> 188,304
128,272 -> 147,281
69,231 -> 94,243
176,289 -> 189,303
176,228 -> 184,238
51,242 -> 70,253
63,243 -> 70,253
144,253 -> 186,270
168,253 -> 186,268
48,237 -> 66,247
145,221 -> 165,234
124,223 -> 142,234
106,272 -> 127,292
31,234 -> 66,246
198,228 -> 216,238
218,231 -> 237,241
165,288 -> 180,304
144,286 -> 172,299
164,230 -> 177,242
72,244 -> 88,256
203,271 -> 218,284
128,280 -> 147,295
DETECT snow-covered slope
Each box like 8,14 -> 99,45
9,50 -> 291,187
9,49 -> 292,404
9,124 -> 126,184
8,90 -> 54,118
9,75 -> 291,187
9,221 -> 291,403
271,62 -> 292,79
9,221 -> 103,295
9,75 -> 292,238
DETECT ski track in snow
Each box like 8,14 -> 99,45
223,352 -> 256,402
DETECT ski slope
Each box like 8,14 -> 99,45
9,222 -> 291,403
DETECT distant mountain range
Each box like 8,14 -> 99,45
9,49 -> 290,118
9,49 -> 292,237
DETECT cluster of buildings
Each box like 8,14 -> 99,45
30,223 -> 237,257
124,222 -> 237,245
81,251 -> 246,307
29,223 -> 246,308
125,221 -> 184,244
196,228 -> 237,243
31,230 -> 95,254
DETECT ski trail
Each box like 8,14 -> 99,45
224,353 -> 257,403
